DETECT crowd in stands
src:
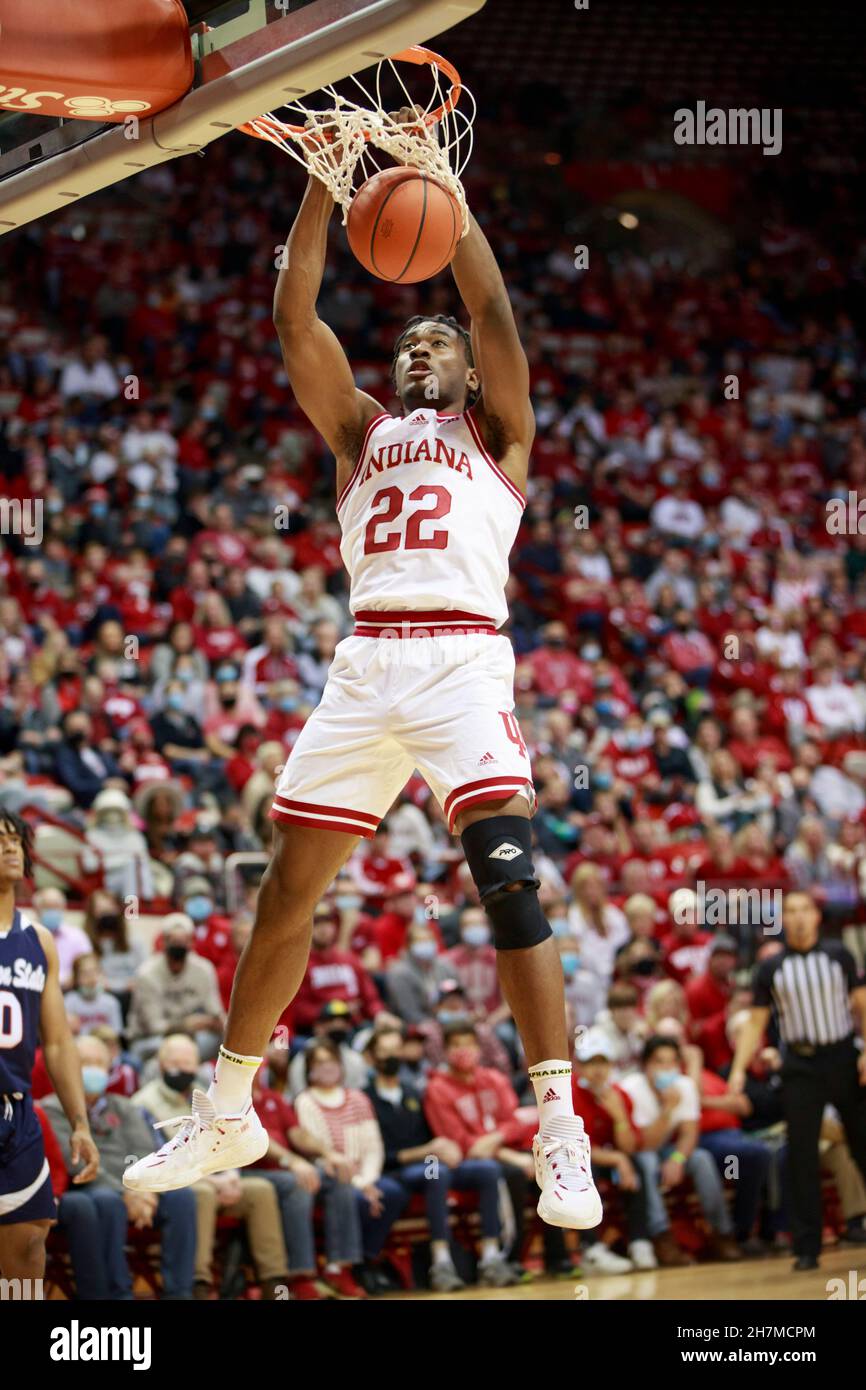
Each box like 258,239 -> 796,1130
3,82 -> 866,1294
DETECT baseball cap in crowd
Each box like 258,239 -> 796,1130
575,1028 -> 615,1063
709,934 -> 738,957
319,1000 -> 352,1022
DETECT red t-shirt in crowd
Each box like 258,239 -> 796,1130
423,1067 -> 528,1156
442,944 -> 501,1015
292,947 -> 383,1033
699,1068 -> 741,1133
251,1085 -> 299,1168
686,972 -> 734,1071
571,1075 -> 638,1149
660,929 -> 713,984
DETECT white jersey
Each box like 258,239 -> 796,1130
336,406 -> 525,630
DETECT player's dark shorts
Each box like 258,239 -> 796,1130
0,1092 -> 55,1225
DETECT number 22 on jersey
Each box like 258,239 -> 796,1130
363,485 -> 451,554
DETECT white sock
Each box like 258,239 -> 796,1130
528,1059 -> 575,1124
480,1238 -> 500,1263
208,1044 -> 262,1114
431,1241 -> 452,1266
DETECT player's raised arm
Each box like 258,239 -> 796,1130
35,924 -> 99,1182
450,211 -> 535,456
274,176 -> 384,461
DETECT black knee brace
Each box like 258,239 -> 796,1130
460,816 -> 551,951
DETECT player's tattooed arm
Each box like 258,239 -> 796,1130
274,176 -> 382,462
451,211 -> 535,464
35,924 -> 100,1182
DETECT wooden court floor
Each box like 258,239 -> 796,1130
387,1244 -> 864,1301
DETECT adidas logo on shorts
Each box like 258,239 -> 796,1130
489,842 -> 522,860
477,751 -> 496,765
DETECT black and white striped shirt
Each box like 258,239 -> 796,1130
753,941 -> 861,1047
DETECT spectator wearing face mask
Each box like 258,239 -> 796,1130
31,885 -> 91,990
83,889 -> 144,1012
44,1035 -> 197,1300
613,939 -> 665,1002
132,1033 -> 212,1118
572,1028 -> 656,1273
54,710 -> 123,809
291,904 -> 383,1036
550,914 -> 606,1030
247,1064 -> 365,1301
293,1039 -> 387,1298
621,1037 -> 741,1266
85,788 -> 154,901
287,1001 -> 371,1100
64,953 -> 124,1034
363,1027 -> 508,1292
419,980 -> 512,1076
150,679 -> 213,780
424,1025 -> 572,1282
444,906 -> 505,1020
89,1024 -> 140,1098
180,875 -> 234,972
127,913 -> 225,1062
385,921 -> 454,1024
133,1035 -> 291,1300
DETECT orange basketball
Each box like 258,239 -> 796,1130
346,166 -> 462,284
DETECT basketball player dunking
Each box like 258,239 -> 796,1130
126,143 -> 603,1234
0,814 -> 99,1284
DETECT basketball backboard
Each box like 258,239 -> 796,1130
0,0 -> 485,236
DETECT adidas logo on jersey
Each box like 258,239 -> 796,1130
489,842 -> 522,861
477,751 -> 497,765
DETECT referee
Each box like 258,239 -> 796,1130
729,889 -> 866,1270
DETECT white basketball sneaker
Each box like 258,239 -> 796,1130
123,1089 -> 268,1193
533,1115 -> 603,1230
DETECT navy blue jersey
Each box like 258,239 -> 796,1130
0,911 -> 47,1095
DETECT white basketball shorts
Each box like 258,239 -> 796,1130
270,610 -> 536,838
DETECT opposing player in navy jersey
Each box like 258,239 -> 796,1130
0,813 -> 98,1286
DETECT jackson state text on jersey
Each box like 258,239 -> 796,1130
0,911 -> 47,1095
337,407 -> 525,629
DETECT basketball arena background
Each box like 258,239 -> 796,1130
2,0 -> 866,1316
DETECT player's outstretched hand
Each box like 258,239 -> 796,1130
70,1125 -> 100,1183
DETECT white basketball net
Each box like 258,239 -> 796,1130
241,51 -> 475,236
